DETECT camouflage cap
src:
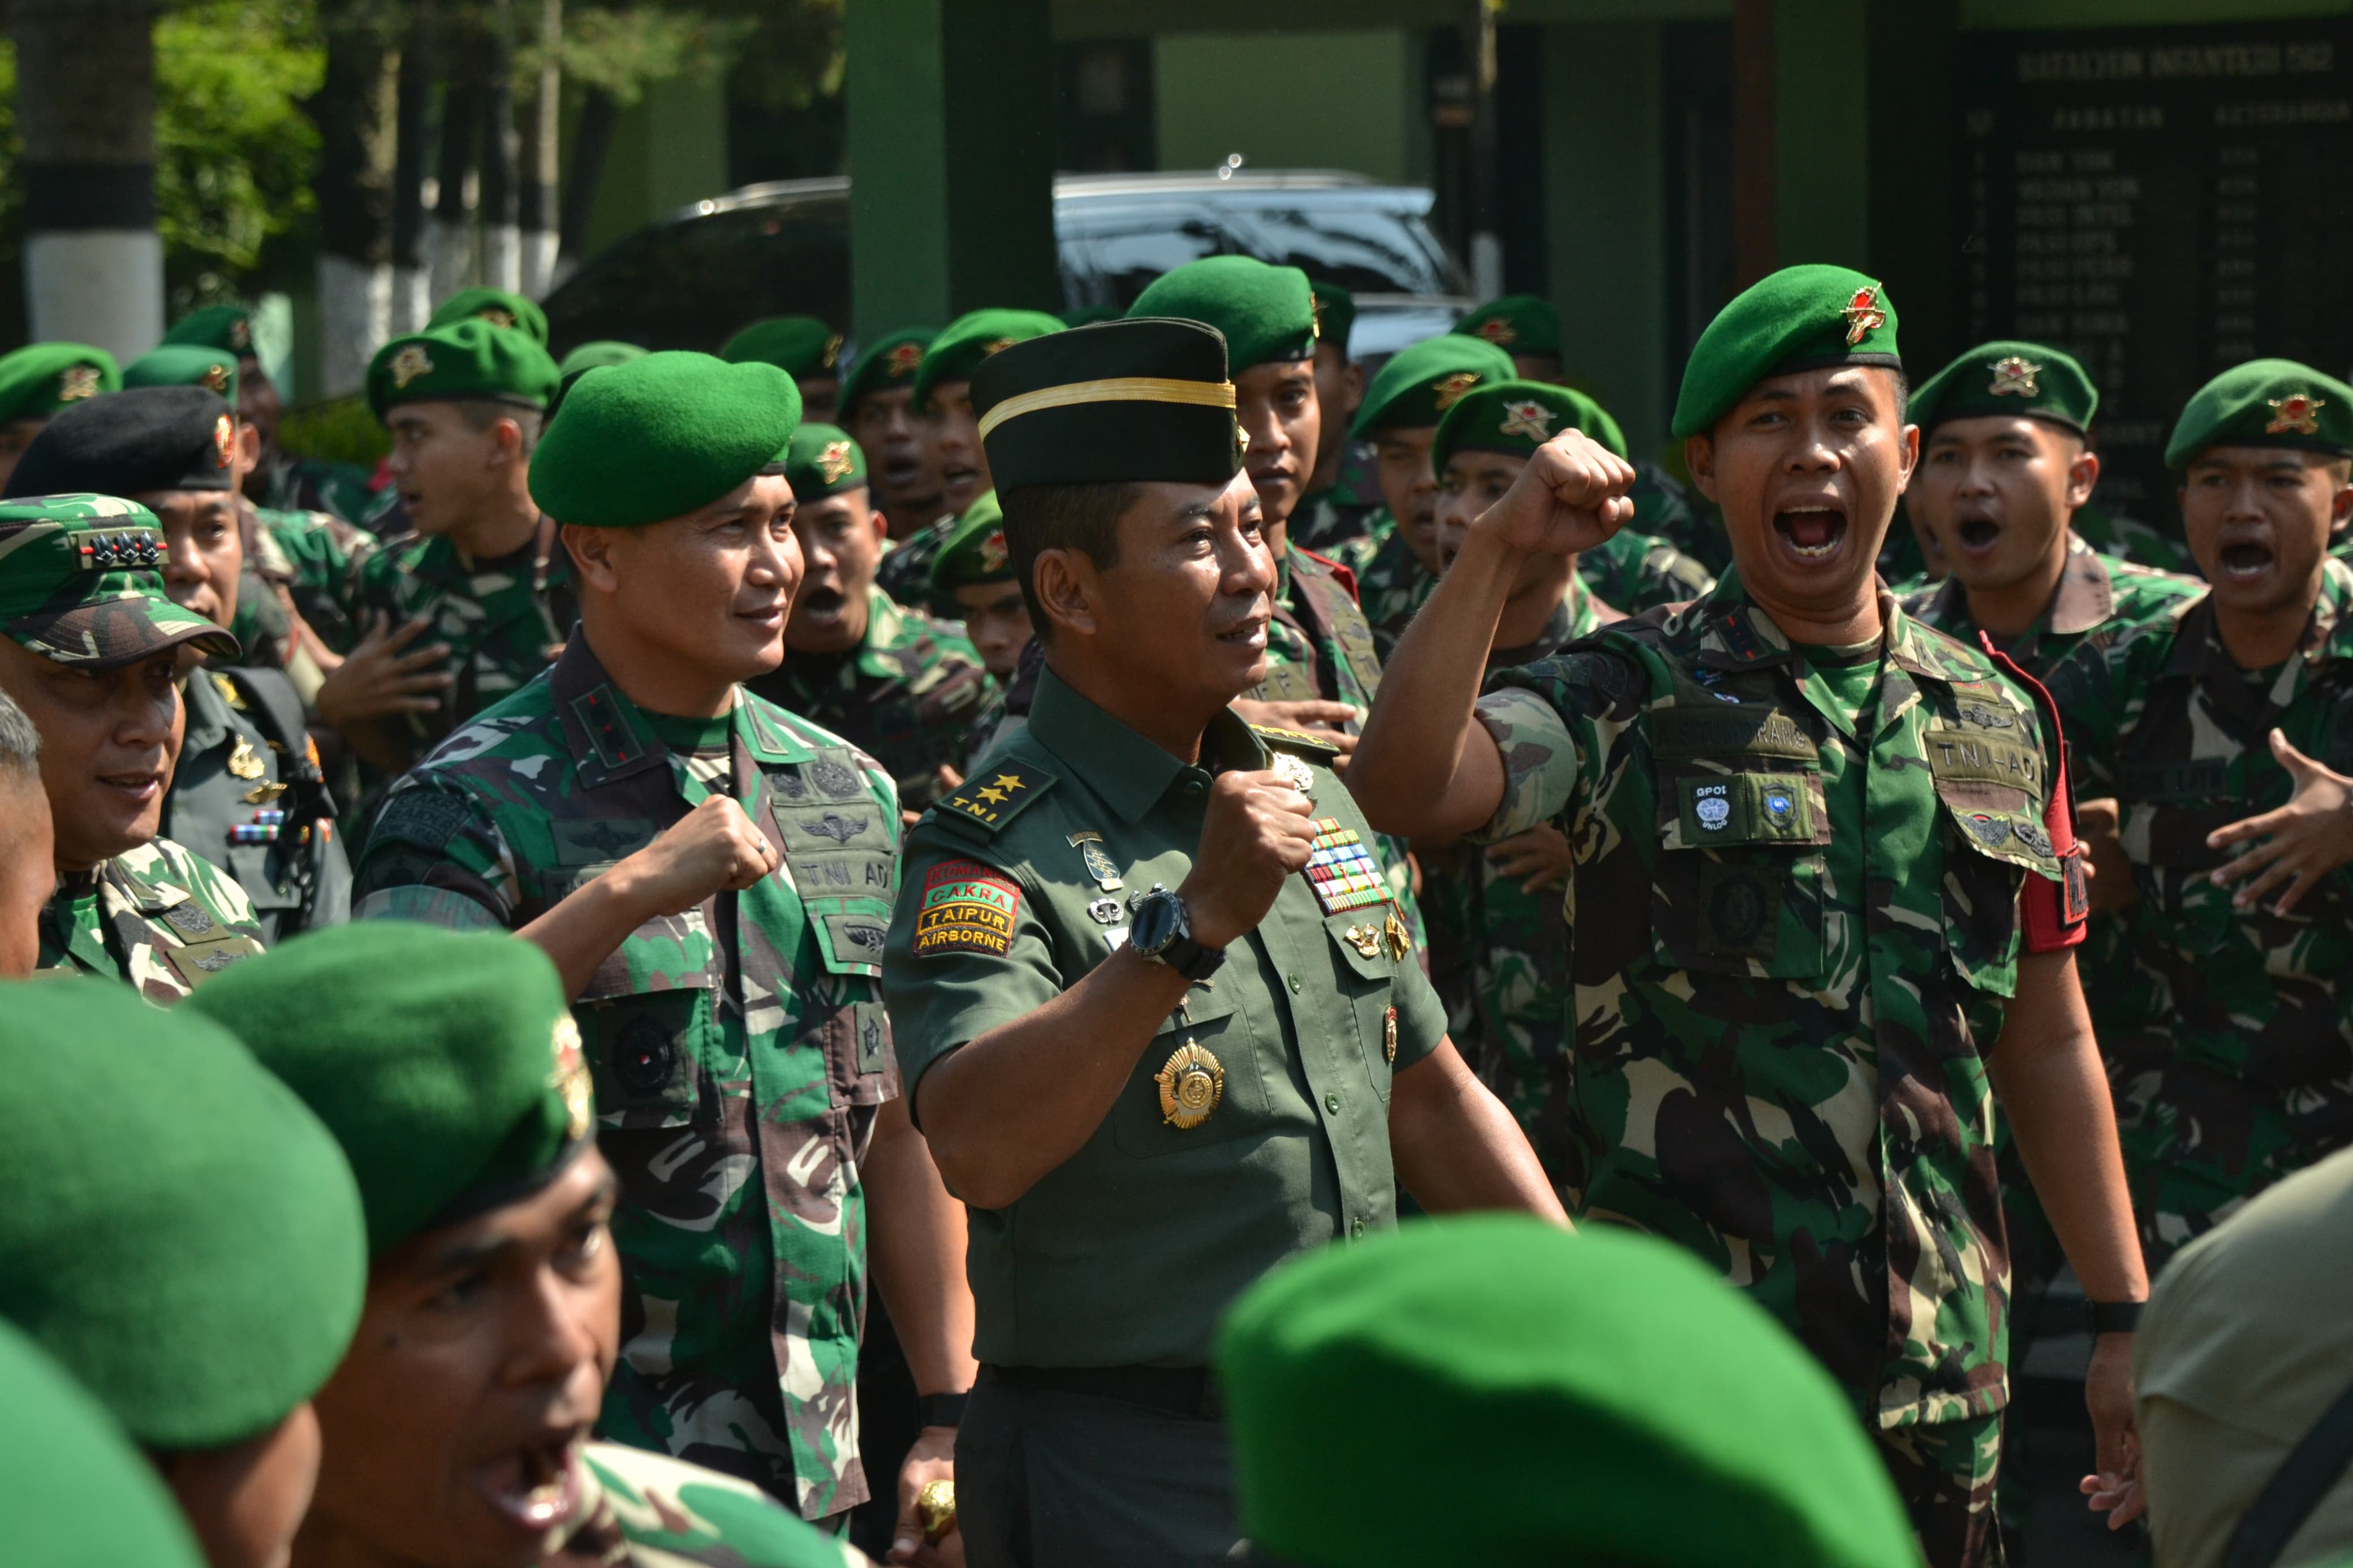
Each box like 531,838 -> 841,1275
1350,332 -> 1516,439
1432,378 -> 1629,477
530,350 -> 801,529
840,327 -> 935,418
7,386 -> 239,499
1909,339 -> 2098,437
1129,256 -> 1316,372
160,303 -> 255,357
1309,280 -> 1357,358
188,923 -> 593,1255
2164,357 -> 2353,469
367,318 -> 561,421
1219,1216 -> 1919,1568
0,494 -> 239,669
782,422 -> 867,500
721,315 -> 845,381
0,976 -> 366,1449
428,286 -> 551,347
1454,293 -> 1563,358
928,489 -> 1011,598
122,344 -> 240,407
1672,264 -> 1902,439
0,343 -> 120,426
0,1320 -> 205,1568
912,308 -> 1067,414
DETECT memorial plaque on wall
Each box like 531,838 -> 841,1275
1960,19 -> 2353,524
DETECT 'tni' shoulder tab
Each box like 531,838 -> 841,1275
933,764 -> 1057,835
1249,723 -> 1344,764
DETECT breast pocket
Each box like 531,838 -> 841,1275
1932,780 -> 2042,997
571,904 -> 721,1130
1109,985 -> 1263,1159
1324,909 -> 1402,1102
1650,768 -> 1829,979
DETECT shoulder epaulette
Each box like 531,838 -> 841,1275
1250,723 -> 1343,764
931,763 -> 1056,835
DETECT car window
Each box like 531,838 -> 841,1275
1227,202 -> 1466,297
1057,208 -> 1247,310
545,203 -> 850,355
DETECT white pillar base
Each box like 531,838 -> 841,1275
482,223 -> 522,293
428,218 -> 475,306
520,231 -> 561,299
391,266 -> 430,334
317,254 -> 393,398
24,229 -> 163,363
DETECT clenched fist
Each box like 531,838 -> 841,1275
1473,427 -> 1639,559
1178,768 -> 1321,949
619,796 -> 779,915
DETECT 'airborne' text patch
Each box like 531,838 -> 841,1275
913,859 -> 1022,957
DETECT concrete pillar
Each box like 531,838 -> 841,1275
844,0 -> 1058,343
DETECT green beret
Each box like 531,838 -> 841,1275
557,340 -> 646,379
160,304 -> 255,357
1909,340 -> 2097,437
1671,264 -> 1902,439
1350,333 -> 1516,438
0,1320 -> 205,1568
0,494 -> 239,669
840,327 -> 934,417
783,422 -> 867,500
1218,1216 -> 1917,1568
123,344 -> 239,406
1432,378 -> 1628,478
8,386 -> 239,498
2164,358 -> 2353,469
975,317 -> 1242,491
367,319 -> 559,421
186,923 -> 593,1255
721,316 -> 844,380
912,308 -> 1066,414
529,351 -> 801,529
0,977 -> 365,1449
1058,304 -> 1122,329
0,343 -> 119,425
1455,293 -> 1562,358
1310,280 -> 1356,357
1129,256 -> 1315,372
427,287 -> 550,347
928,490 -> 1011,598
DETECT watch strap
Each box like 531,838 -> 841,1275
916,1391 -> 969,1428
1158,934 -> 1225,982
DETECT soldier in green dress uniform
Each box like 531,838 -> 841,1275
1290,280 -> 1373,554
163,304 -> 380,525
350,350 -> 973,1531
881,316 -> 1563,1568
0,974 -> 365,1568
2043,360 -> 2353,1276
189,923 -> 890,1568
1351,265 -> 2154,1566
0,340 -> 118,492
842,328 -> 943,534
0,494 -> 267,1002
748,424 -> 995,813
5,386 -> 349,939
723,316 -> 847,425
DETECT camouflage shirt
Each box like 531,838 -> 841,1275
253,503 -> 381,656
872,513 -> 958,607
2044,558 -> 2353,1266
1576,525 -> 1718,616
35,837 -> 266,1004
1627,460 -> 1731,577
1473,571 -> 2072,1427
1900,530 -> 2205,683
258,452 -> 380,527
558,1442 -> 877,1567
351,638 -> 900,1519
747,588 -> 994,812
1329,513 -> 1432,663
1289,479 -> 1378,554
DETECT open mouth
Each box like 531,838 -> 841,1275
940,464 -> 979,491
473,1439 -> 581,1535
797,585 -> 846,618
881,456 -> 925,486
1955,516 -> 2002,552
2218,539 -> 2277,580
1773,504 -> 1848,560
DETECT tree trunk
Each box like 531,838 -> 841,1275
312,0 -> 399,395
390,12 -> 436,332
10,0 -> 162,359
477,0 -> 521,292
518,0 -> 561,296
429,46 -> 482,304
554,87 -> 617,287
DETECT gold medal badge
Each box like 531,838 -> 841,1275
225,736 -> 266,780
1156,1039 -> 1224,1129
1384,1005 -> 1398,1064
1343,923 -> 1382,959
1382,909 -> 1413,961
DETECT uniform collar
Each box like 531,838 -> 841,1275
2165,555 -> 2353,684
546,635 -> 809,789
2044,530 -> 2116,636
1027,664 -> 1268,824
180,664 -> 235,753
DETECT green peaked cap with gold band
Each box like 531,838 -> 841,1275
0,1320 -> 206,1568
1671,263 -> 1902,439
1433,378 -> 1628,477
366,318 -> 561,421
782,421 -> 867,500
0,342 -> 119,425
428,286 -> 551,347
1908,339 -> 2097,437
912,308 -> 1067,414
186,923 -> 594,1256
928,489 -> 1011,600
1310,279 -> 1357,357
841,326 -> 935,418
1218,1216 -> 1919,1568
2164,357 -> 2353,469
161,303 -> 255,356
1127,255 -> 1316,370
123,343 -> 239,406
0,976 -> 366,1450
973,317 -> 1243,491
529,350 -> 801,529
1351,332 -> 1516,438
721,315 -> 844,380
0,493 -> 240,668
1454,292 -> 1562,358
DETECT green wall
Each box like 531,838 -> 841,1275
1153,31 -> 1421,184
583,68 -> 730,260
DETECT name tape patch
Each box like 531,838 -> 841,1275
913,859 -> 1022,957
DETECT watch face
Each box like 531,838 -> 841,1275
1131,890 -> 1179,954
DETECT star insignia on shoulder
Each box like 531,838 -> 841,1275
1842,283 -> 1887,346
1498,399 -> 1555,441
2268,392 -> 2326,435
1987,356 -> 2040,398
991,774 -> 1028,792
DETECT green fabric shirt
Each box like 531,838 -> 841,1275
883,668 -> 1447,1368
1577,525 -> 1718,616
571,1442 -> 878,1565
35,837 -> 267,1004
1900,529 -> 2207,684
1471,571 -> 2066,1428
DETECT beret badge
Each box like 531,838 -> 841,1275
1473,317 -> 1519,346
885,342 -> 924,378
1499,399 -> 1555,442
1987,356 -> 2040,398
982,337 -> 1017,357
390,344 -> 434,390
550,1015 -> 593,1142
230,317 -> 253,350
821,335 -> 843,370
478,307 -> 518,330
1842,283 -> 1889,346
57,365 -> 101,402
200,364 -> 231,395
213,415 -> 234,469
2268,392 -> 2326,436
1431,372 -> 1482,412
816,439 -> 856,483
979,529 -> 1009,572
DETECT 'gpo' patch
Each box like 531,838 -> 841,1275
913,859 -> 1022,957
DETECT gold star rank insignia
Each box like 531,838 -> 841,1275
992,774 -> 1027,792
1499,399 -> 1555,442
2268,393 -> 2326,435
1986,356 -> 2040,398
1842,283 -> 1887,346
390,344 -> 434,389
1431,372 -> 1482,412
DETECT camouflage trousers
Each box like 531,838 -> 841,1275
1875,1411 -> 2005,1568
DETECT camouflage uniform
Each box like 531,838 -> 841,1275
257,452 -> 379,529
747,588 -> 994,813
1330,513 -> 1431,662
36,839 -> 266,1004
351,638 -> 898,1521
568,1442 -> 878,1566
1473,571 -> 2079,1566
1627,460 -> 1731,578
2045,558 -> 2353,1271
873,513 -> 958,606
253,503 -> 381,656
1289,475 -> 1377,554
1576,525 -> 1717,616
2072,500 -> 2197,578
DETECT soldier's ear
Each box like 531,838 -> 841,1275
558,523 -> 622,594
1684,434 -> 1719,503
1031,547 -> 1100,641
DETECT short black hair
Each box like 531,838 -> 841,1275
0,686 -> 38,781
453,399 -> 544,457
999,481 -> 1137,640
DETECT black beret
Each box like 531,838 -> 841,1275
3,386 -> 238,499
972,317 -> 1243,491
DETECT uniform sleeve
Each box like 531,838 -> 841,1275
882,828 -> 1068,1111
1980,647 -> 2091,953
1469,686 -> 1579,840
348,776 -> 518,930
1386,935 -> 1449,1070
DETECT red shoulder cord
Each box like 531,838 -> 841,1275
1978,635 -> 2090,952
1298,545 -> 1360,602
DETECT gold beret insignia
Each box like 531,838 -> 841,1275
390,344 -> 434,390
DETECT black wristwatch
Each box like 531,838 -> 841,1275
1127,884 -> 1226,982
916,1392 -> 969,1429
2084,1299 -> 2144,1336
